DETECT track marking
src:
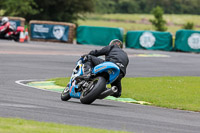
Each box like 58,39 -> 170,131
1,50 -> 170,58
128,53 -> 170,57
15,79 -> 150,105
0,103 -> 42,108
15,79 -> 61,93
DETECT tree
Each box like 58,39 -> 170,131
29,0 -> 94,23
0,0 -> 94,24
150,6 -> 167,31
93,0 -> 200,14
94,0 -> 117,14
0,10 -> 5,16
0,0 -> 39,17
117,0 -> 139,13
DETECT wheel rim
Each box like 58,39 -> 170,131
82,78 -> 99,97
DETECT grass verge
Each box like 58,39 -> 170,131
0,117 -> 129,133
85,14 -> 200,25
50,77 -> 200,112
78,14 -> 200,35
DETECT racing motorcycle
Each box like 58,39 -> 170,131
61,57 -> 120,104
0,25 -> 24,41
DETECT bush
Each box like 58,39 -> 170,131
150,6 -> 167,31
182,22 -> 194,30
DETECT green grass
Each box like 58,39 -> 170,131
51,77 -> 200,112
122,77 -> 200,111
0,117 -> 129,133
78,19 -> 153,30
78,13 -> 200,34
85,13 -> 200,25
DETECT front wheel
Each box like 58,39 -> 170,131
80,76 -> 106,104
61,85 -> 71,101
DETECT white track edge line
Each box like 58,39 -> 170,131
15,79 -> 61,93
15,79 -> 135,105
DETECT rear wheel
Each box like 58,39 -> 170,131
80,76 -> 106,104
61,85 -> 71,101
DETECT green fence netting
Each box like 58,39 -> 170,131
126,31 -> 173,51
175,29 -> 200,53
77,26 -> 124,46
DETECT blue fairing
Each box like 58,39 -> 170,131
92,62 -> 120,84
68,58 -> 120,99
69,81 -> 81,98
70,58 -> 84,83
68,58 -> 84,98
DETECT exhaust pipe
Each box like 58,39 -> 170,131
98,86 -> 118,99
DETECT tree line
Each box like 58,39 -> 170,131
94,0 -> 200,14
0,0 -> 200,24
0,0 -> 94,23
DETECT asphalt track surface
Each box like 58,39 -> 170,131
0,40 -> 200,133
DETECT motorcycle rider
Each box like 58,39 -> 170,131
0,17 -> 12,39
76,39 -> 129,98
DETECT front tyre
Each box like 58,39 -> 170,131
61,85 -> 71,101
80,76 -> 106,104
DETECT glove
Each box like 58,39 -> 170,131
81,54 -> 88,58
81,54 -> 88,62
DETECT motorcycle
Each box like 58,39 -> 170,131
61,57 -> 120,104
0,25 -> 24,41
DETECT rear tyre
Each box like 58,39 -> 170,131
80,76 -> 106,104
61,85 -> 71,101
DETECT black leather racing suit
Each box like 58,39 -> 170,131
84,44 -> 129,97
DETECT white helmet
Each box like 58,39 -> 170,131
1,17 -> 9,25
